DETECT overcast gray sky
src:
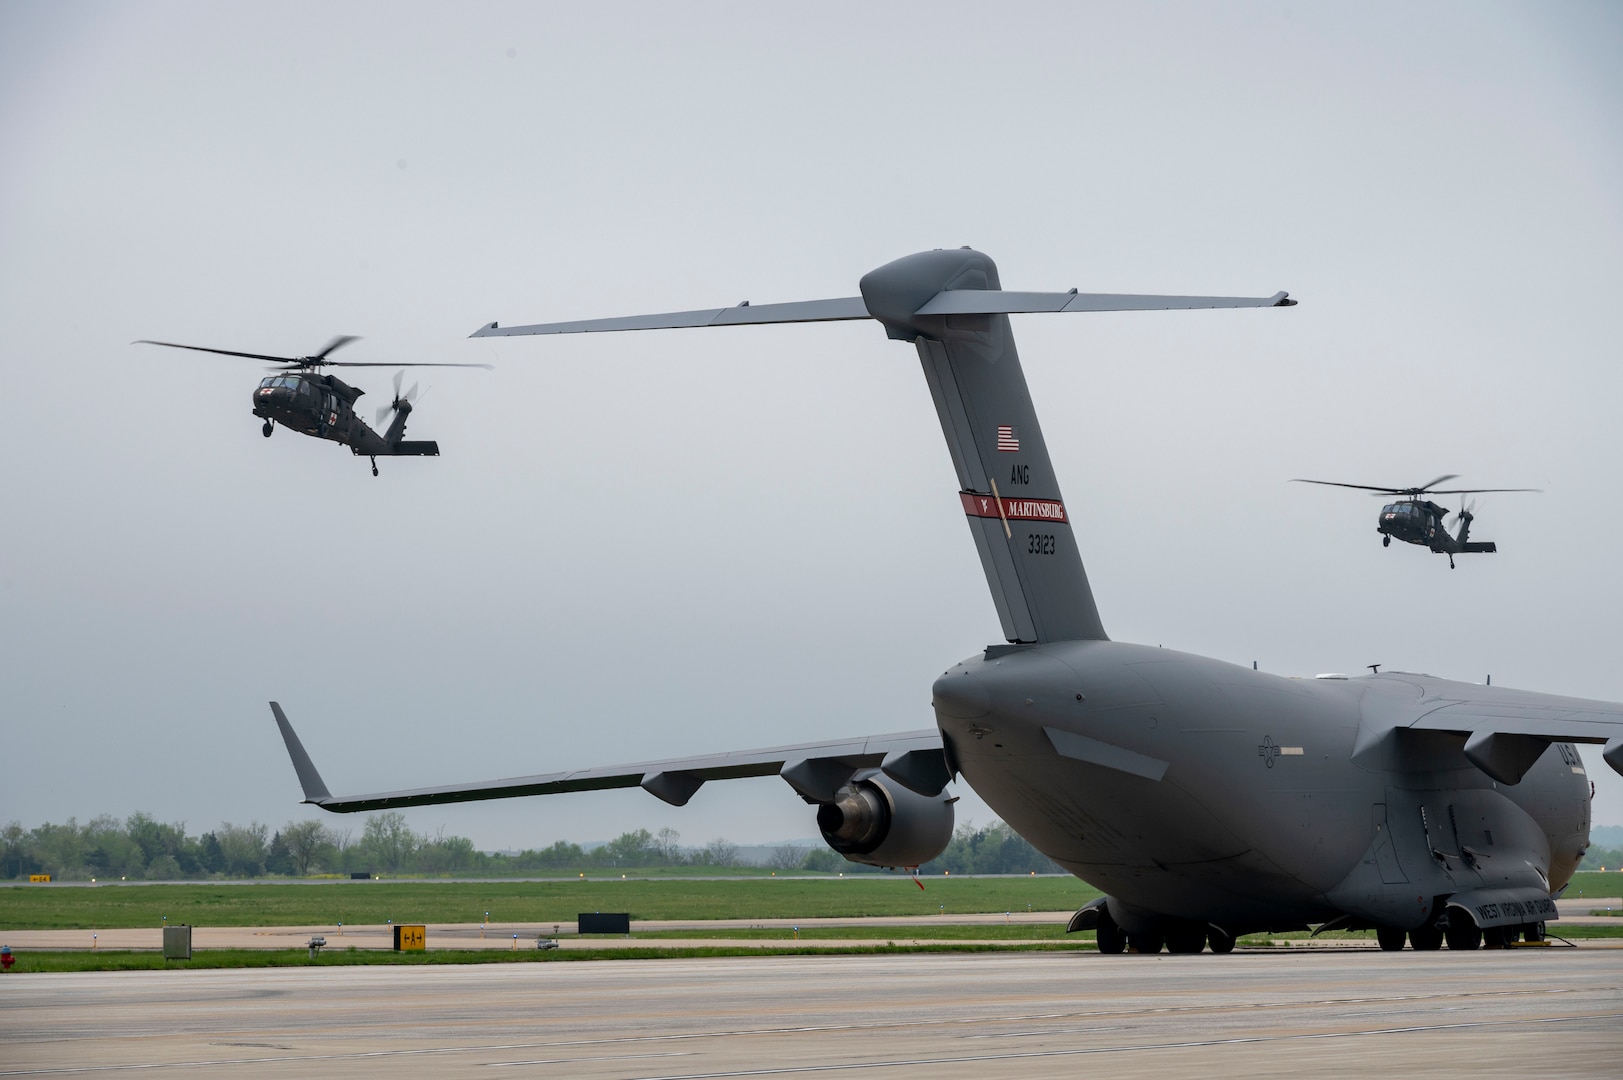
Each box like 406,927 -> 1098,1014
3,1 -> 1621,852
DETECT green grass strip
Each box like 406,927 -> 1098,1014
0,876 -> 1097,930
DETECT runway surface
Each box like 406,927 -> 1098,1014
4,949 -> 1622,1078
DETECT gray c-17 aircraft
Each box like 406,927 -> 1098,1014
271,248 -> 1623,954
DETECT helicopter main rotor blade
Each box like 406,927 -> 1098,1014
133,339 -> 303,364
1423,487 -> 1541,495
311,335 -> 361,361
1413,474 -> 1461,493
320,361 -> 494,369
1290,478 -> 1407,494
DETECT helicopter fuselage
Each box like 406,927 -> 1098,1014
252,373 -> 398,457
1377,498 -> 1449,549
1377,498 -> 1495,563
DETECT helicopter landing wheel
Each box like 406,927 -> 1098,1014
262,421 -> 273,438
370,458 -> 379,477
1381,535 -> 1389,548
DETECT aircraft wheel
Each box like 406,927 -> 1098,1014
1382,536 -> 1390,547
1165,922 -> 1206,954
1444,919 -> 1481,951
262,421 -> 273,437
1207,927 -> 1236,954
1127,931 -> 1164,955
1408,925 -> 1443,951
1524,921 -> 1546,943
1376,926 -> 1407,951
1096,917 -> 1126,955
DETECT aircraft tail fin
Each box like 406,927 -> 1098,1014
269,702 -> 332,803
471,248 -> 1293,644
861,250 -> 1106,643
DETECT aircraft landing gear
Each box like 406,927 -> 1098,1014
1408,923 -> 1443,951
1444,918 -> 1481,950
1376,926 -> 1407,951
1095,912 -> 1126,955
1448,554 -> 1456,569
370,457 -> 379,477
1207,927 -> 1236,954
1165,920 -> 1207,954
262,421 -> 273,437
1382,535 -> 1390,547
1127,930 -> 1165,955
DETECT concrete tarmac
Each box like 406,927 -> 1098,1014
4,949 -> 1621,1078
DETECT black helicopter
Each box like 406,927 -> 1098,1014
1292,474 -> 1539,567
134,336 -> 490,475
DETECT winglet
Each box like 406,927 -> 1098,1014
269,702 -> 333,803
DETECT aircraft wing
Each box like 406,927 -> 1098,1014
1389,676 -> 1623,783
269,702 -> 948,814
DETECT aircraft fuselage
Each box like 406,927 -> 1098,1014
934,641 -> 1589,933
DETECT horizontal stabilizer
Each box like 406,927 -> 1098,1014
471,287 -> 1293,339
913,289 -> 1295,315
470,297 -> 871,337
1461,542 -> 1496,553
390,440 -> 439,457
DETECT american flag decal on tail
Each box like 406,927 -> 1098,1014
996,425 -> 1020,452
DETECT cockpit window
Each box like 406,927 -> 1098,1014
259,375 -> 302,390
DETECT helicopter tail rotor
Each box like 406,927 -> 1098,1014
1450,497 -> 1480,544
376,371 -> 423,427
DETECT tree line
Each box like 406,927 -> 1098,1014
0,813 -> 1062,880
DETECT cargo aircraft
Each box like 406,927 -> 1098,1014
272,248 -> 1623,953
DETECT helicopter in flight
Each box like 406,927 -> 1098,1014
1292,474 -> 1539,567
134,336 -> 490,475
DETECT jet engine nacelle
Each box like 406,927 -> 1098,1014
816,771 -> 954,869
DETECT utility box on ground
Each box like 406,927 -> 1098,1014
578,913 -> 631,935
162,924 -> 192,960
